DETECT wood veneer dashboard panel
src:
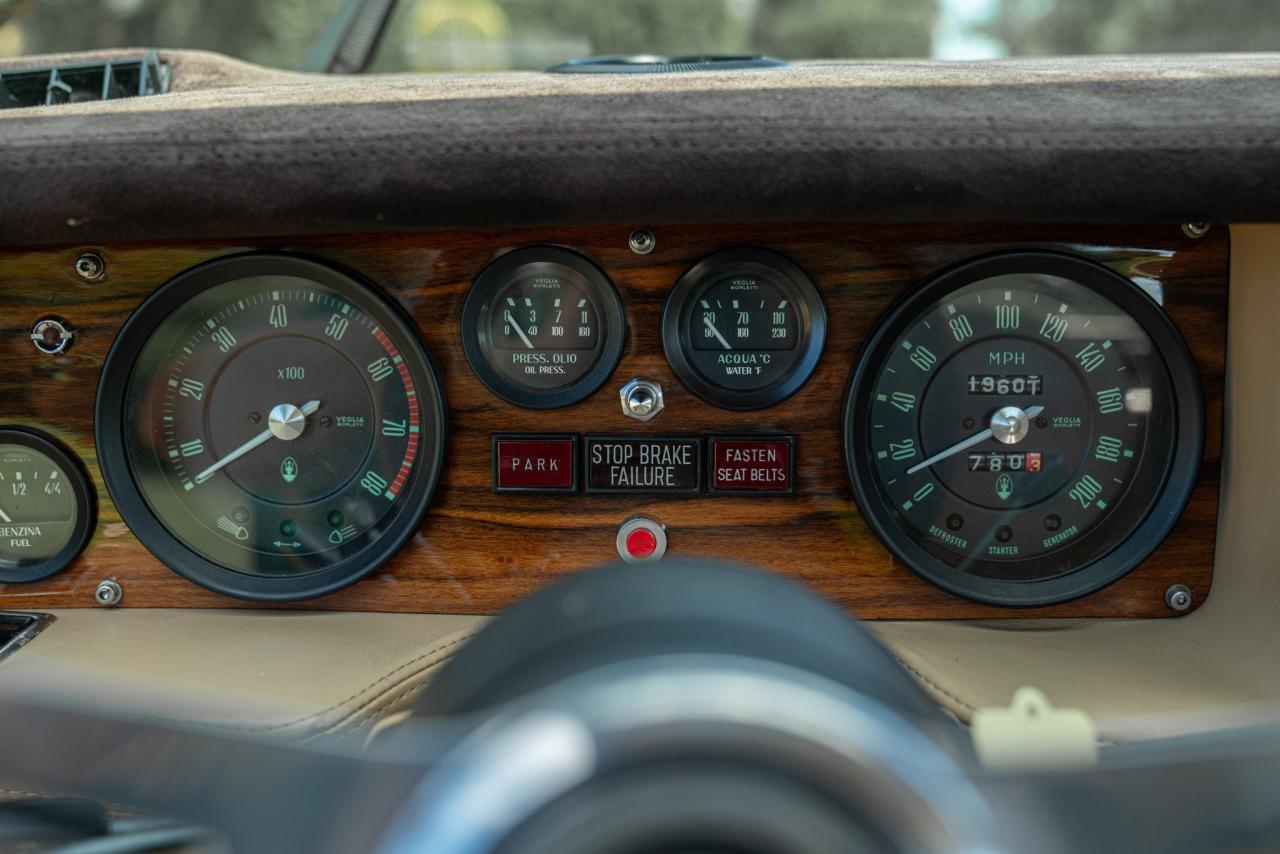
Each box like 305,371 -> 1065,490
0,224 -> 1225,618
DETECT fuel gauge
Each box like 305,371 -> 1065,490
0,428 -> 94,583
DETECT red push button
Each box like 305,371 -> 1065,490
493,435 -> 577,493
616,517 -> 667,563
625,528 -> 658,559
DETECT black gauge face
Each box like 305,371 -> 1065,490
462,247 -> 626,409
0,428 -> 94,583
96,255 -> 446,602
845,252 -> 1203,607
663,248 -> 826,410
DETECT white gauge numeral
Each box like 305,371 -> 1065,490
995,304 -> 1020,330
179,378 -> 204,401
888,391 -> 916,413
367,357 -> 394,382
325,314 -> 349,341
211,326 -> 236,353
1039,313 -> 1068,342
268,304 -> 288,329
1069,474 -> 1103,509
1095,435 -> 1123,462
1096,387 -> 1124,414
1075,342 -> 1107,373
361,470 -> 389,497
889,439 -> 916,461
907,344 -> 936,372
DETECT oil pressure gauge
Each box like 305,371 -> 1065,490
462,247 -> 626,409
663,248 -> 826,410
0,428 -> 95,583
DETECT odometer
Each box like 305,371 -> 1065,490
844,252 -> 1203,606
96,254 -> 446,602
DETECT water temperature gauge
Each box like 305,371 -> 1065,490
663,248 -> 827,410
0,428 -> 95,583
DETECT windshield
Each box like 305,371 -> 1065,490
1,0 -> 1277,70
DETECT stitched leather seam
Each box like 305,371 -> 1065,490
6,133 -> 1280,161
892,653 -> 977,714
313,659 -> 453,741
320,668 -> 449,744
183,632 -> 478,735
7,114 -> 1279,144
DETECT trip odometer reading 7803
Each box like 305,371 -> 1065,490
97,255 -> 446,602
844,252 -> 1203,607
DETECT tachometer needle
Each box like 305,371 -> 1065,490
703,315 -> 733,350
194,400 -> 320,485
504,311 -> 536,349
906,405 -> 1044,475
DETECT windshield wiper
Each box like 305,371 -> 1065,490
302,0 -> 399,74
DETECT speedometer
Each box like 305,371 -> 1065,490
844,252 -> 1203,606
96,254 -> 446,602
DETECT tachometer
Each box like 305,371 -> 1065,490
844,252 -> 1202,606
461,247 -> 625,409
663,248 -> 826,410
96,254 -> 446,602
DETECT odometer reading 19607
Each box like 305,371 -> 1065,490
844,253 -> 1203,607
96,255 -> 446,602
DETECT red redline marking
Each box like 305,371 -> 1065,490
372,326 -> 422,499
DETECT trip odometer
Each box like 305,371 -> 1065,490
844,252 -> 1203,607
96,254 -> 446,602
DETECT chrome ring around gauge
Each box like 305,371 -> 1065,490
663,248 -> 826,410
461,247 -> 626,409
95,254 -> 447,602
844,251 -> 1204,607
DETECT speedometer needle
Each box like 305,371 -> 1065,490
504,311 -> 535,349
194,400 -> 320,485
703,315 -> 733,350
906,405 -> 1044,475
